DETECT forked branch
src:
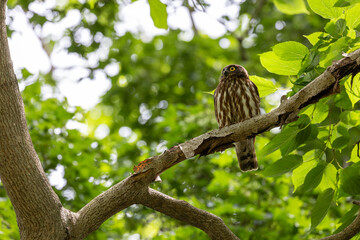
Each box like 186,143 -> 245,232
1,1 -> 360,236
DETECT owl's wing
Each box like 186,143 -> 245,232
250,81 -> 260,98
214,86 -> 223,127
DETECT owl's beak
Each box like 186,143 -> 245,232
223,69 -> 229,76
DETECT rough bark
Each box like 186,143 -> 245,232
140,188 -> 239,240
0,1 -> 67,239
1,0 -> 360,239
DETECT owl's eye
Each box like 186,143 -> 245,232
229,66 -> 236,71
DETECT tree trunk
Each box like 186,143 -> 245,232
0,1 -> 68,238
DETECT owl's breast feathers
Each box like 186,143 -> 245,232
214,75 -> 260,128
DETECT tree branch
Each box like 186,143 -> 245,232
133,49 -> 360,177
71,49 -> 360,239
70,174 -> 152,239
2,1 -> 360,237
320,201 -> 360,240
139,188 -> 240,240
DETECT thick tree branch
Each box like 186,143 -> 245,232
133,49 -> 360,177
72,49 -> 360,239
139,188 -> 240,240
2,1 -> 360,238
69,173 -> 154,239
320,201 -> 360,240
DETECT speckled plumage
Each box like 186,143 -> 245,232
214,64 -> 260,171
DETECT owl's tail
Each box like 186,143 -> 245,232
234,138 -> 258,172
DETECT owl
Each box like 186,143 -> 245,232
214,64 -> 260,171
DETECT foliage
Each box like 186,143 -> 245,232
260,0 -> 360,233
1,0 -> 360,239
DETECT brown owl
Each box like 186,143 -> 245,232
214,64 -> 260,171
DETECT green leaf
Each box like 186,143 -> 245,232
340,110 -> 360,125
334,0 -> 360,8
148,0 -> 168,29
349,145 -> 360,163
349,127 -> 360,145
325,18 -> 347,37
304,32 -> 326,46
262,155 -> 303,177
292,158 -> 317,192
273,0 -> 309,15
260,125 -> 300,156
332,136 -> 350,149
313,101 -> 330,123
347,28 -> 357,39
273,41 -> 309,61
345,69 -> 360,108
345,3 -> 360,28
301,162 -> 326,192
300,100 -> 329,124
280,126 -> 310,155
340,162 -> 360,195
307,0 -> 343,19
249,75 -> 278,98
310,188 -> 335,231
259,51 -> 302,75
319,37 -> 349,68
318,163 -> 338,191
334,205 -> 360,234
299,50 -> 320,73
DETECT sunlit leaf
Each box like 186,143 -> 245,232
318,164 -> 337,191
313,101 -> 329,123
349,145 -> 360,163
292,158 -> 317,192
148,0 -> 168,29
301,162 -> 326,192
273,41 -> 309,61
259,51 -> 302,75
340,110 -> 360,125
307,0 -> 343,19
249,75 -> 278,98
345,74 -> 360,107
347,28 -> 357,39
324,18 -> 347,37
273,0 -> 309,15
304,32 -> 326,46
345,3 -> 360,28
319,37 -> 349,67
